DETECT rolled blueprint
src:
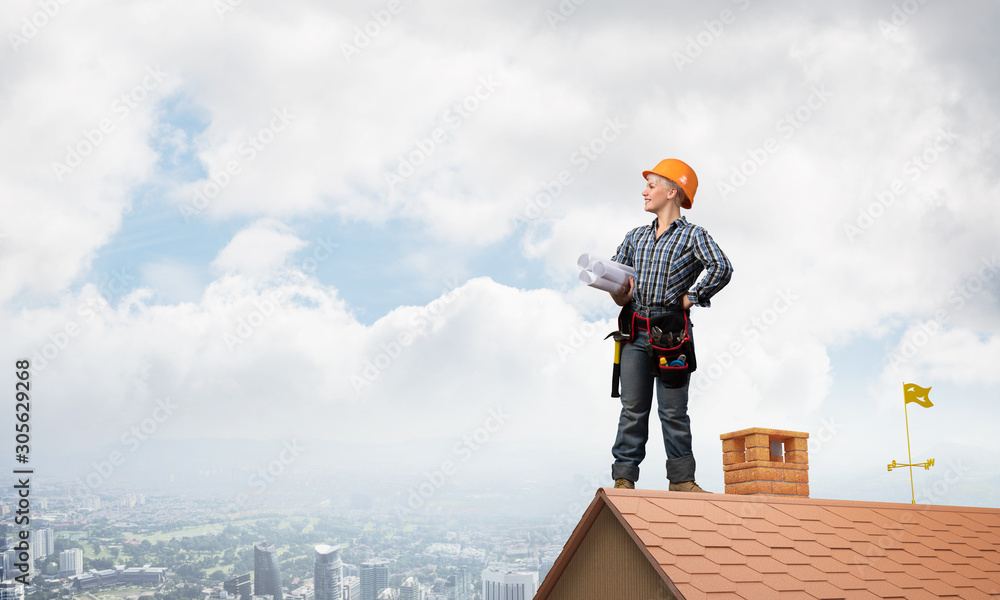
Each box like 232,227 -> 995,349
577,254 -> 635,294
579,269 -> 624,293
591,260 -> 632,286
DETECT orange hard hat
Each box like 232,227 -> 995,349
642,159 -> 698,209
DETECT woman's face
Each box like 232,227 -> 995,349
643,176 -> 675,214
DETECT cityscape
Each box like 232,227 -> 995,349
0,474 -> 598,600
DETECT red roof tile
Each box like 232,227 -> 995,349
534,488 -> 1000,600
716,564 -> 763,583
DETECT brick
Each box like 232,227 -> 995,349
745,433 -> 769,448
744,481 -> 774,495
786,451 -> 808,464
770,454 -> 784,463
723,451 -> 746,465
796,483 -> 810,497
744,467 -> 783,482
727,481 -> 774,495
722,438 -> 745,452
725,470 -> 749,484
773,481 -> 799,496
721,427 -> 809,440
746,447 -> 771,462
784,438 -> 808,453
782,469 -> 809,483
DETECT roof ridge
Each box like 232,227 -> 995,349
600,487 -> 1000,513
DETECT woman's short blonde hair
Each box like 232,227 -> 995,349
647,173 -> 689,206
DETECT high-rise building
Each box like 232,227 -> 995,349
253,542 -> 283,600
224,573 -> 252,600
0,581 -> 24,600
342,576 -> 361,600
59,548 -> 84,578
30,528 -> 54,562
481,569 -> 537,600
313,545 -> 342,600
398,578 -> 420,600
5,550 -> 31,580
443,567 -> 470,600
359,560 -> 389,600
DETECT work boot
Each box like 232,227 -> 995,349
614,478 -> 635,489
669,481 -> 711,493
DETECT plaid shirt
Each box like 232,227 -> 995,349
612,216 -> 733,308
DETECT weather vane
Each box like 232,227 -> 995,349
887,382 -> 935,504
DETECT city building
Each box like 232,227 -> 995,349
0,581 -> 24,600
29,528 -> 54,562
254,542 -> 284,600
443,567 -> 470,600
4,549 -> 31,581
398,577 -> 420,600
313,544 -> 342,600
71,565 -> 165,591
342,575 -> 361,600
59,548 -> 84,578
286,586 -> 312,600
72,567 -> 120,591
224,573 -> 252,600
375,589 -> 398,600
481,569 -> 537,600
359,559 -> 390,600
121,566 -> 166,585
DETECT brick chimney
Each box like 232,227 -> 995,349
720,427 -> 809,497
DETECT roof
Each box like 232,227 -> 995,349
535,488 -> 1000,600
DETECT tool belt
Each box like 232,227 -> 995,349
607,304 -> 697,396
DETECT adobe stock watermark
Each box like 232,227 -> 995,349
7,0 -> 73,55
51,66 -> 168,181
223,289 -> 285,353
716,85 -> 833,200
913,459 -> 971,505
550,473 -> 603,529
351,278 -> 462,394
341,0 -> 410,62
30,266 -> 135,374
692,287 -> 799,393
70,396 -> 179,497
218,440 -> 306,516
179,107 -> 295,222
213,0 -> 244,20
842,127 -> 958,243
878,0 -> 933,42
384,76 -> 501,190
673,0 -> 751,73
297,236 -> 339,276
805,417 -> 842,456
395,407 -> 511,516
554,305 -> 618,364
883,255 -> 998,369
544,0 -> 588,29
513,116 -> 627,226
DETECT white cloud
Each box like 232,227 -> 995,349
211,219 -> 307,276
3,0 -> 1000,506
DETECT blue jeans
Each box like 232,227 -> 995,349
611,324 -> 696,484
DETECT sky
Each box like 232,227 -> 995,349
2,0 -> 999,512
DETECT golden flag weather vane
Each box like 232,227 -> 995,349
887,382 -> 935,504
